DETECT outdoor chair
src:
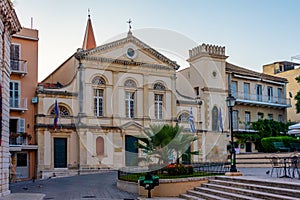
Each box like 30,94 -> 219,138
269,156 -> 284,178
290,142 -> 300,152
288,153 -> 300,179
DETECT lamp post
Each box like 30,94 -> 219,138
226,94 -> 237,172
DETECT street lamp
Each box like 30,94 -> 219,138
226,94 -> 237,172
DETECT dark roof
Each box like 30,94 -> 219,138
226,62 -> 288,83
40,82 -> 64,89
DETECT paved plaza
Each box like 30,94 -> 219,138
1,168 -> 300,200
5,171 -> 138,200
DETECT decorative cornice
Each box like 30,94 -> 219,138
83,35 -> 180,70
84,56 -> 174,71
36,90 -> 77,96
201,87 -> 227,93
0,0 -> 21,34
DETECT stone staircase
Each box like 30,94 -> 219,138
180,176 -> 300,200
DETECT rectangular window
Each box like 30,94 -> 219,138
94,89 -> 103,116
245,112 -> 251,130
232,110 -> 238,130
278,114 -> 283,122
258,112 -> 264,120
16,153 -> 27,167
231,81 -> 237,98
10,81 -> 20,108
277,88 -> 282,103
256,84 -> 262,101
244,83 -> 250,100
268,114 -> 273,120
10,43 -> 20,71
154,94 -> 163,119
267,86 -> 273,102
194,87 -> 199,96
125,92 -> 135,118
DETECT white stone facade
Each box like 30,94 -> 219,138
0,0 -> 21,196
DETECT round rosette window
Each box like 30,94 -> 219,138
125,45 -> 138,59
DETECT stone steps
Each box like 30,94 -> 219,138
179,176 -> 300,200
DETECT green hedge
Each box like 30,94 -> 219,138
261,136 -> 299,152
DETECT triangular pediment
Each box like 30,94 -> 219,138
82,34 -> 180,70
120,121 -> 144,131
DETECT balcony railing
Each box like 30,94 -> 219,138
9,97 -> 28,111
10,59 -> 28,75
9,135 -> 28,146
233,92 -> 291,108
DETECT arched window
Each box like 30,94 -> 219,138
124,79 -> 137,88
96,136 -> 104,157
153,82 -> 165,90
153,82 -> 165,119
92,76 -> 106,117
50,105 -> 70,116
212,106 -> 219,131
178,112 -> 189,123
92,76 -> 106,85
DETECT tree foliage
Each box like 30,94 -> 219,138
235,119 -> 292,152
295,75 -> 300,113
136,124 -> 198,166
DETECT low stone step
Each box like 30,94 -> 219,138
179,193 -> 205,200
215,176 -> 300,190
210,179 -> 300,198
200,183 -> 299,200
193,186 -> 262,200
186,189 -> 228,200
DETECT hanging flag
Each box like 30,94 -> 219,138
189,107 -> 195,133
53,99 -> 59,129
219,107 -> 224,133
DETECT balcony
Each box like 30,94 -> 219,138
9,133 -> 28,146
9,98 -> 28,111
9,133 -> 37,151
10,59 -> 28,76
233,92 -> 291,108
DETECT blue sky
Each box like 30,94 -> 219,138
14,0 -> 300,81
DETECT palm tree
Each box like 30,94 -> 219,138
136,124 -> 199,167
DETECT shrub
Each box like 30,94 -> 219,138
164,163 -> 193,175
261,136 -> 298,152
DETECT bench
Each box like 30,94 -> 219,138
273,142 -> 290,152
290,142 -> 300,152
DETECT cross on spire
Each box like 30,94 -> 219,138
127,19 -> 132,31
88,8 -> 90,18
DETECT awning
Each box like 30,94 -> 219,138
289,123 -> 300,130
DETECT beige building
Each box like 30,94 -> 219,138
177,44 -> 291,154
10,28 -> 39,182
35,16 -> 202,178
0,0 -> 21,196
263,61 -> 300,122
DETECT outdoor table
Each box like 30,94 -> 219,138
280,158 -> 291,178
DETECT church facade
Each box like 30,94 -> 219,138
35,15 -> 290,178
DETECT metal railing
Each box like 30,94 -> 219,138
9,136 -> 28,145
118,162 -> 230,182
9,98 -> 28,111
10,59 -> 28,75
233,92 -> 291,107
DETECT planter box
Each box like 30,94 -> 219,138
117,177 -> 209,197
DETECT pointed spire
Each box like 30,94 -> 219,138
82,9 -> 96,50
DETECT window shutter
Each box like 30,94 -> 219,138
10,44 -> 20,60
18,118 -> 25,133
